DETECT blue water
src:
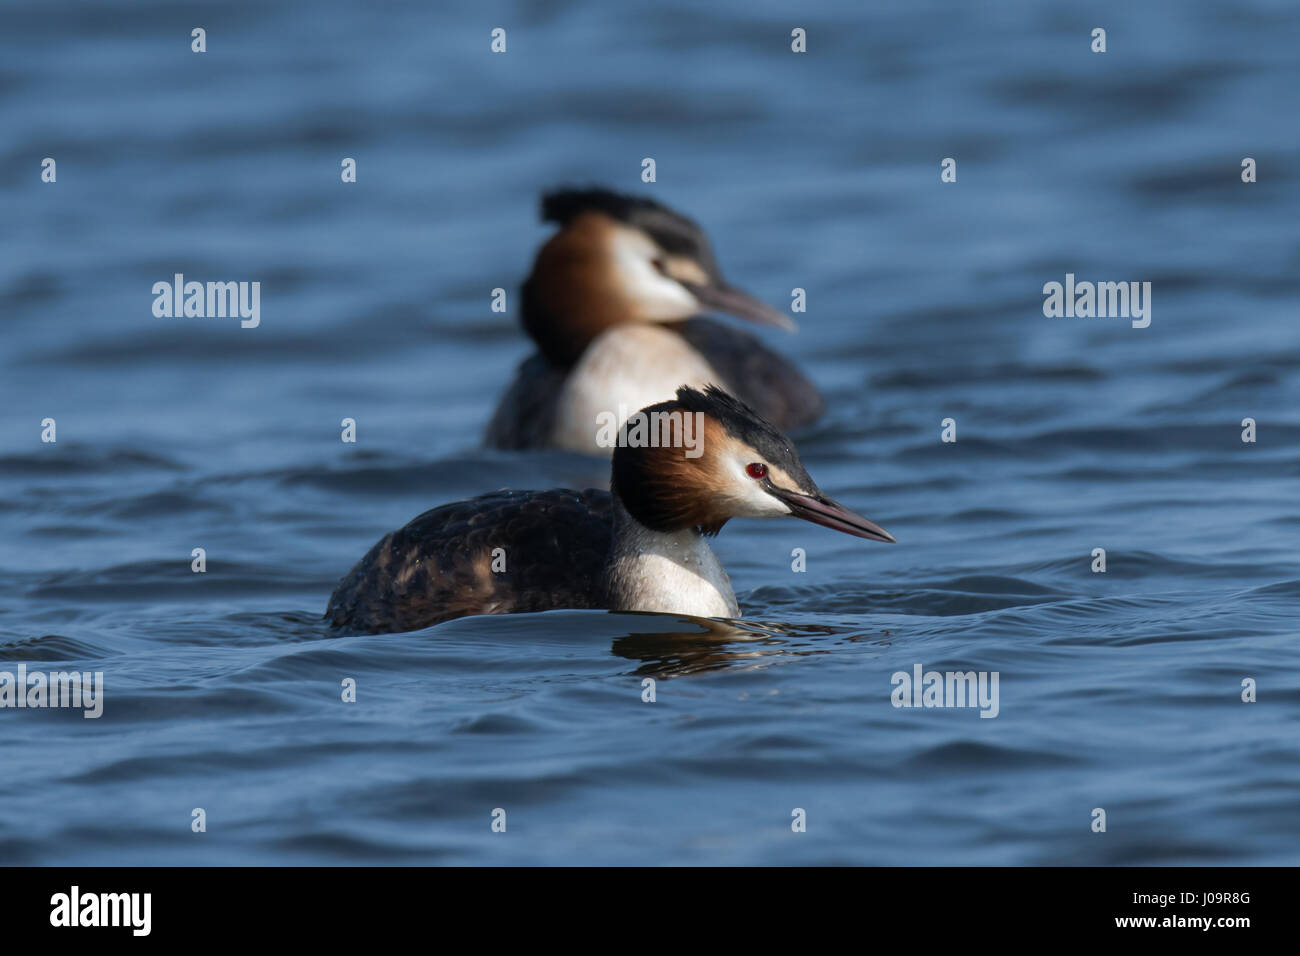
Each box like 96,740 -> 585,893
1,0 -> 1297,865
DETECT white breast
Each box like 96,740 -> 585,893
605,499 -> 740,619
549,325 -> 726,456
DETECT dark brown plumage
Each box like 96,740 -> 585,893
325,489 -> 613,634
672,316 -> 825,429
482,353 -> 564,449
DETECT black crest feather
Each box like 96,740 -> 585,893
674,385 -> 814,490
539,187 -> 721,278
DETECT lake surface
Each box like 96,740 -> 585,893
1,0 -> 1297,865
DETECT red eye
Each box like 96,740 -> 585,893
746,462 -> 768,479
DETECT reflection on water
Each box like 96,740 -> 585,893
609,616 -> 860,678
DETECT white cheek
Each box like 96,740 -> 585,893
720,458 -> 793,518
610,232 -> 699,321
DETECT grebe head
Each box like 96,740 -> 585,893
610,384 -> 896,542
522,187 -> 795,366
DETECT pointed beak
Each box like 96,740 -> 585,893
767,486 -> 896,542
686,281 -> 797,332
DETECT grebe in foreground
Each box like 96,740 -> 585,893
484,188 -> 825,455
329,386 -> 892,635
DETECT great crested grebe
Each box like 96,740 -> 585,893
484,188 -> 825,455
329,386 -> 892,635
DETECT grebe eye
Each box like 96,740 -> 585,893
746,462 -> 768,479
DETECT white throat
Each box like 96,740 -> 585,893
605,497 -> 740,619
